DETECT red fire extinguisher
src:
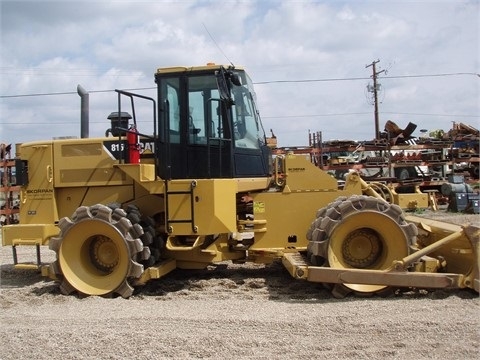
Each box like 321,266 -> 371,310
127,125 -> 140,164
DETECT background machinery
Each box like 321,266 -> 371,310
1,64 -> 478,298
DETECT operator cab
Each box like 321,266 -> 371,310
155,64 -> 271,179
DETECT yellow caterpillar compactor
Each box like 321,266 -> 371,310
2,64 -> 478,298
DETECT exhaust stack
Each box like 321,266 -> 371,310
77,85 -> 89,138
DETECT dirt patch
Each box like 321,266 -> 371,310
1,209 -> 479,359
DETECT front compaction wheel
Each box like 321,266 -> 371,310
49,204 -> 145,298
307,195 -> 418,296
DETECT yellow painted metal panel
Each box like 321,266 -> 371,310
53,139 -> 131,188
1,223 -> 59,246
283,153 -> 338,192
167,179 -> 236,235
19,142 -> 58,225
250,189 -> 356,251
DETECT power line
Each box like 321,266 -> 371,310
262,111 -> 479,120
3,110 -> 476,125
0,67 -> 144,76
0,87 -> 155,99
255,76 -> 369,84
382,111 -> 479,118
384,72 -> 480,79
0,120 -> 153,125
255,72 -> 479,85
262,112 -> 371,118
1,72 -> 478,98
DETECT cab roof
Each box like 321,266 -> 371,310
156,64 -> 244,75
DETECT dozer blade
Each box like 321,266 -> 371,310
405,215 -> 479,292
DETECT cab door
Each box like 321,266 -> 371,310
157,74 -> 233,180
19,142 -> 58,224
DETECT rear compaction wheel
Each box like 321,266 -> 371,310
49,204 -> 145,298
307,195 -> 418,296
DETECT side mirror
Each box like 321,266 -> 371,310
229,72 -> 241,86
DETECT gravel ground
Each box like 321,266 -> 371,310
1,209 -> 479,360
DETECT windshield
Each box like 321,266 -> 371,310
231,72 -> 266,150
159,67 -> 266,151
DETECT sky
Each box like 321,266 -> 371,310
1,0 -> 479,148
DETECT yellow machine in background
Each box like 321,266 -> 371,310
2,64 -> 478,298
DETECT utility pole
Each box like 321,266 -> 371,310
366,60 -> 385,140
